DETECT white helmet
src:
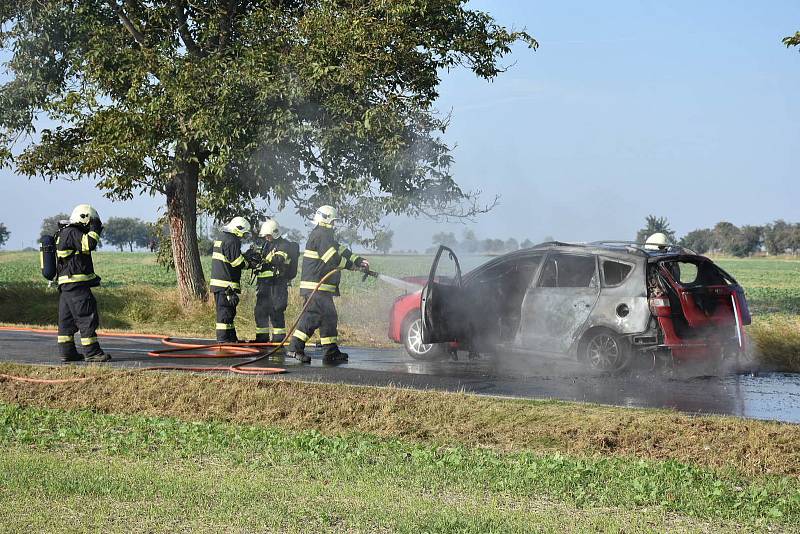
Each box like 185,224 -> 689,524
645,232 -> 669,250
259,218 -> 280,239
313,205 -> 338,227
69,204 -> 98,225
223,216 -> 251,238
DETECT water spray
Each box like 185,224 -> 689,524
361,269 -> 423,292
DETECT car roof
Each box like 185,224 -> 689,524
520,241 -> 702,261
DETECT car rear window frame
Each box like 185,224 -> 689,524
600,257 -> 636,288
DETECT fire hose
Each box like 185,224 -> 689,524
0,268 -> 353,384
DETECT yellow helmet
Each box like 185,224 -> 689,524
645,232 -> 669,250
69,204 -> 98,225
223,216 -> 251,238
259,218 -> 280,239
312,205 -> 338,227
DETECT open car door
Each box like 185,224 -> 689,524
421,246 -> 468,344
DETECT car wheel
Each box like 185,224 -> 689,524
403,313 -> 446,361
583,330 -> 630,372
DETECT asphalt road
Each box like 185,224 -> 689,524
1,329 -> 799,424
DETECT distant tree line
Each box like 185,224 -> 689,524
0,222 -> 9,248
428,230 -> 536,254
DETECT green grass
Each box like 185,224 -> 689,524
1,402 -> 797,532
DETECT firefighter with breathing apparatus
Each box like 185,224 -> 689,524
210,217 -> 252,342
286,205 -> 370,364
251,218 -> 300,344
44,204 -> 111,362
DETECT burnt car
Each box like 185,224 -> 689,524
389,242 -> 751,371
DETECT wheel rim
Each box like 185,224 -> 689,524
408,318 -> 434,355
586,334 -> 621,370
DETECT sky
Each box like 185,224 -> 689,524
1,0 -> 799,251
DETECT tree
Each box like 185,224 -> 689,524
284,228 -> 305,244
520,238 -> 535,249
0,2 -> 535,304
504,237 -> 519,252
679,228 -> 714,254
636,215 -> 676,244
40,213 -> 70,238
103,217 -> 150,251
336,227 -> 361,249
431,232 -> 458,248
0,223 -> 9,247
371,229 -> 394,255
784,31 -> 800,49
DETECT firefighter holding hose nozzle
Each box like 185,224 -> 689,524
210,217 -> 252,343
252,218 -> 299,345
54,204 -> 111,363
287,205 -> 370,364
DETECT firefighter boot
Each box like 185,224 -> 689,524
322,347 -> 349,364
60,342 -> 83,363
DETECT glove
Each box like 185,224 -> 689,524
356,258 -> 370,272
88,218 -> 103,236
225,287 -> 240,307
243,249 -> 262,270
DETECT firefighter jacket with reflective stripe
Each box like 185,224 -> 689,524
256,237 -> 294,285
56,225 -> 101,290
210,232 -> 245,293
299,224 -> 362,297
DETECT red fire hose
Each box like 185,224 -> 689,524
0,269 -> 343,383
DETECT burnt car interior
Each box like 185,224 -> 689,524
465,256 -> 542,345
651,258 -> 738,338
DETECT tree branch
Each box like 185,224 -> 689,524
175,0 -> 206,57
217,0 -> 238,50
106,0 -> 147,47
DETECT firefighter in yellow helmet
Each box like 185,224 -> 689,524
55,204 -> 110,362
286,206 -> 369,364
210,217 -> 251,342
252,218 -> 299,343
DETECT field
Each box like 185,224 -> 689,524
1,251 -> 799,369
1,365 -> 799,532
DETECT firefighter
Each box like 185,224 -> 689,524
645,233 -> 669,251
210,217 -> 251,342
253,218 -> 299,344
286,205 -> 369,364
55,204 -> 110,362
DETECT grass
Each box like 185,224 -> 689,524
1,251 -> 800,369
2,362 -> 799,478
1,401 -> 798,532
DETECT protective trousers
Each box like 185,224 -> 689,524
57,286 -> 103,357
214,291 -> 238,342
288,291 -> 338,356
254,283 -> 288,342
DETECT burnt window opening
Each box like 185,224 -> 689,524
538,254 -> 597,288
662,260 -> 728,287
602,260 -> 634,286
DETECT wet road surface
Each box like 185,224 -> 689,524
1,329 -> 799,424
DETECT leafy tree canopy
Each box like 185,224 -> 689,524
0,0 -> 535,301
0,222 -> 9,247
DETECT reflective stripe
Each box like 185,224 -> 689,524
56,249 -> 75,258
255,327 -> 271,334
257,270 -> 274,278
212,252 -> 228,262
87,231 -> 101,242
318,222 -> 333,229
81,233 -> 90,252
214,240 -> 222,246
58,273 -> 97,285
351,255 -> 362,264
230,255 -> 246,268
321,246 -> 337,263
292,330 -> 309,341
57,335 -> 74,343
320,336 -> 338,345
80,336 -> 98,346
210,279 -> 240,289
274,251 -> 290,260
216,323 -> 235,330
299,281 -> 336,292
272,328 -> 287,335
338,256 -> 349,268
303,250 -> 320,259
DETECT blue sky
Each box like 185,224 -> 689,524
2,0 -> 799,250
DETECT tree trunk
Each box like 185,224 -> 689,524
166,142 -> 208,304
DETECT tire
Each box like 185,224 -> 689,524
402,312 -> 446,361
581,329 -> 631,372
